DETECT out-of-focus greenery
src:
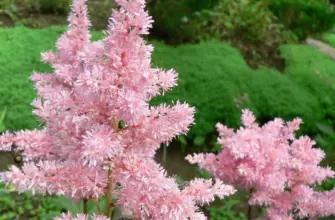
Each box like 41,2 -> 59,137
0,0 -> 115,29
0,181 -> 134,219
26,0 -> 72,14
0,26 -> 102,131
207,199 -> 247,220
1,26 -> 335,152
315,123 -> 335,168
2,0 -> 335,70
0,182 -> 64,219
152,41 -> 335,149
266,0 -> 335,40
280,44 -> 335,126
147,0 -> 219,44
321,32 -> 335,48
0,0 -> 19,25
196,166 -> 250,219
196,0 -> 295,68
201,0 -> 290,44
0,107 -> 7,133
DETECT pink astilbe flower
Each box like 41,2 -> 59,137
0,0 -> 234,219
54,212 -> 109,220
187,110 -> 335,219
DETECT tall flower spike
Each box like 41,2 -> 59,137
42,0 -> 91,65
0,0 -> 234,219
187,109 -> 335,219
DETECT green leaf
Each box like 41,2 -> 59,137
197,168 -> 211,179
193,136 -> 205,146
316,123 -> 335,136
47,196 -> 82,214
177,135 -> 187,146
40,213 -> 60,219
0,123 -> 6,133
0,106 -> 7,123
315,135 -> 330,147
176,176 -> 184,184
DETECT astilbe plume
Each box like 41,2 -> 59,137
0,0 -> 236,219
187,110 -> 335,219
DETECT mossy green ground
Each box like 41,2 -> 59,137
321,32 -> 335,48
1,26 -> 335,144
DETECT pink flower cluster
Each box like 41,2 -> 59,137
0,0 -> 235,219
187,110 -> 335,219
54,212 -> 109,220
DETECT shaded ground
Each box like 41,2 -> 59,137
307,38 -> 335,60
0,0 -> 114,30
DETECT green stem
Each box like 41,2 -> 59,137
106,169 -> 114,217
162,144 -> 167,163
247,188 -> 253,220
94,199 -> 103,215
247,204 -> 252,220
83,198 -> 89,214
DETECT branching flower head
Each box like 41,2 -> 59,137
0,0 -> 235,219
187,109 -> 335,219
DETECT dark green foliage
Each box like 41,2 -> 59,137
0,181 -> 133,219
202,0 -> 290,45
207,199 -> 247,220
0,0 -> 19,24
266,0 -> 335,40
147,0 -> 219,44
197,0 -> 294,68
315,122 -> 335,169
25,0 -> 72,14
0,182 -> 64,219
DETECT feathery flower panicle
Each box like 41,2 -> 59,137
187,109 -> 335,219
54,212 -> 109,220
0,0 -> 234,219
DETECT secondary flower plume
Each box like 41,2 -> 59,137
187,110 -> 335,219
0,0 -> 235,219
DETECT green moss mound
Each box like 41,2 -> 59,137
152,41 -> 324,138
0,26 -> 59,130
321,33 -> 335,48
281,44 -> 335,126
0,26 -> 333,145
0,26 -> 102,131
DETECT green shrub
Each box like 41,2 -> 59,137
26,0 -> 72,14
0,0 -> 19,24
207,199 -> 247,220
151,41 -> 324,145
197,0 -> 294,68
87,0 -> 116,30
147,0 -> 219,44
321,33 -> 335,48
0,26 -> 102,131
203,0 -> 290,45
0,182 -> 64,219
281,44 -> 335,134
266,0 -> 335,40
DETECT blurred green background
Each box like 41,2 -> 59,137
1,0 -> 335,219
